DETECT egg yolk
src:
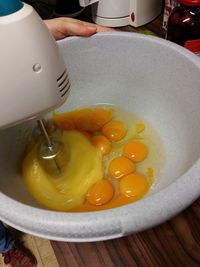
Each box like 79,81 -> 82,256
52,108 -> 112,133
91,135 -> 111,156
22,107 -> 154,212
123,141 -> 148,162
119,173 -> 149,198
58,118 -> 75,131
86,179 -> 114,205
102,120 -> 126,141
108,156 -> 135,179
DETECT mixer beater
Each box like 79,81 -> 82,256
37,119 -> 69,176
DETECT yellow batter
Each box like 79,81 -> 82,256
22,130 -> 103,211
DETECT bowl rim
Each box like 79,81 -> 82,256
0,32 -> 200,242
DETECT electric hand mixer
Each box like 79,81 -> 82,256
0,0 -> 70,174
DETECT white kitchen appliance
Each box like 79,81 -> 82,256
79,0 -> 163,27
0,0 -> 69,130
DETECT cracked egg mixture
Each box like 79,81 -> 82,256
21,106 -> 164,212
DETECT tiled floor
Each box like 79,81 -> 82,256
0,234 -> 59,267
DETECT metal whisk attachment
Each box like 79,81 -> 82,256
37,119 -> 68,176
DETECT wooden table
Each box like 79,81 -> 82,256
51,9 -> 200,267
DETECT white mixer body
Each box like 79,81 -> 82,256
79,0 -> 162,27
0,3 -> 69,129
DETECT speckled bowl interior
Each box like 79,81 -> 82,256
0,32 -> 200,242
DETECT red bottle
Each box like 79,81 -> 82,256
167,0 -> 200,55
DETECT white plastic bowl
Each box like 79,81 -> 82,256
0,32 -> 200,242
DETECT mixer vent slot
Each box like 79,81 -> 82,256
57,69 -> 70,97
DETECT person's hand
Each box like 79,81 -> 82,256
44,17 -> 116,40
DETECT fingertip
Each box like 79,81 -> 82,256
87,25 -> 97,32
78,26 -> 97,37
